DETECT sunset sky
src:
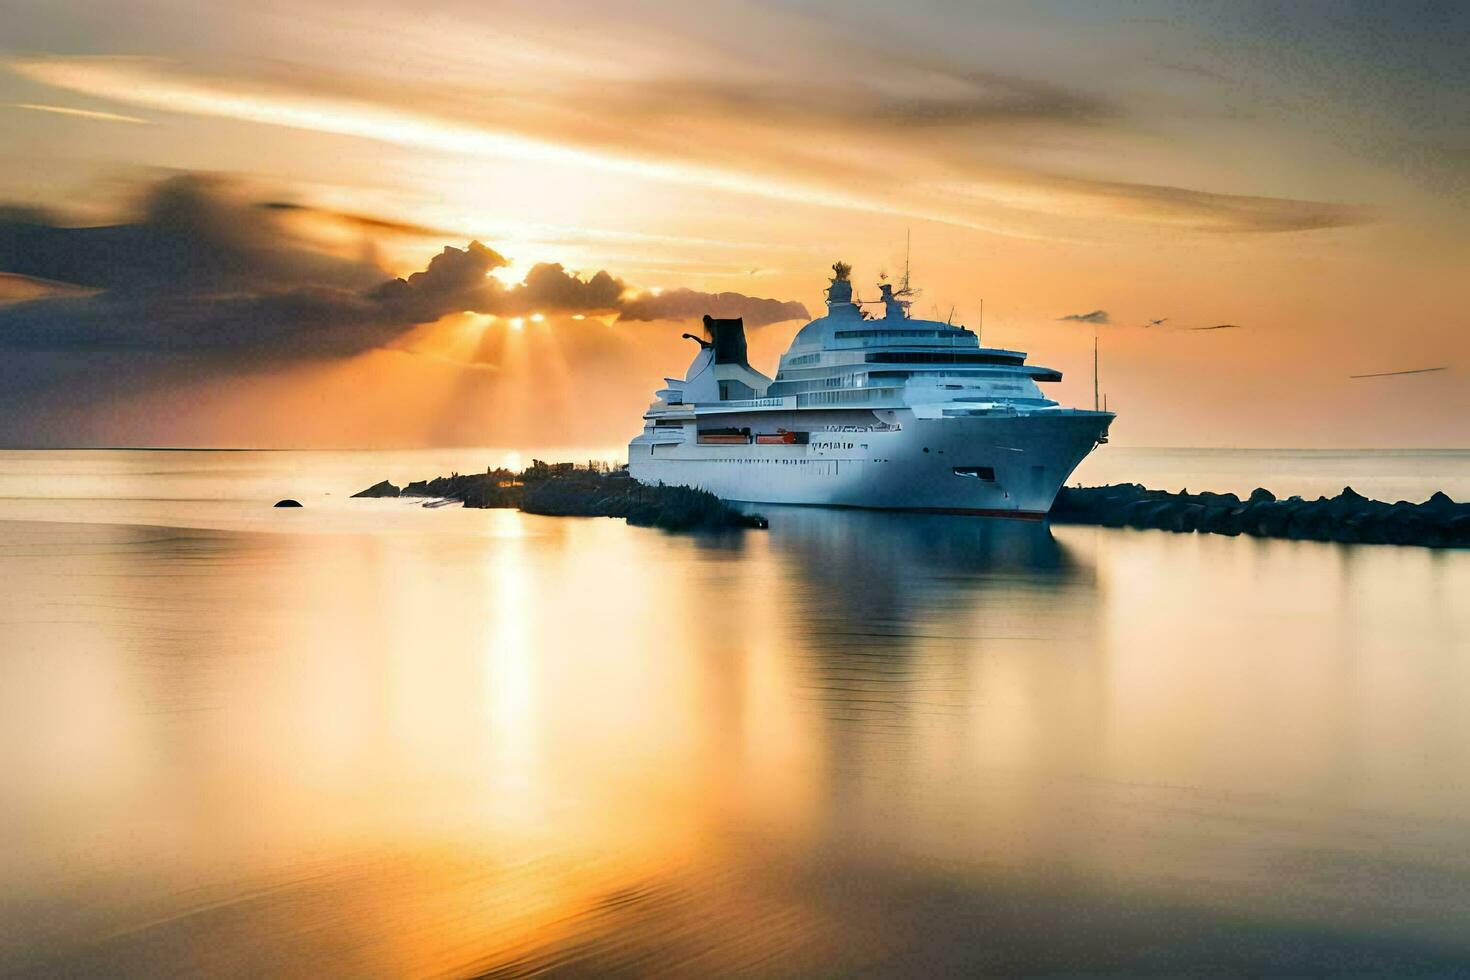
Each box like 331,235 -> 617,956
1,0 -> 1465,449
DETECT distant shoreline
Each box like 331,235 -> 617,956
0,446 -> 275,452
2,446 -> 1468,454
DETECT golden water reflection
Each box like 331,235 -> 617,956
2,505 -> 1469,975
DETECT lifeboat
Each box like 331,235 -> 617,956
697,427 -> 751,445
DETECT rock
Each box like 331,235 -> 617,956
352,480 -> 401,498
522,475 -> 763,531
1258,503 -> 1294,537
1197,506 -> 1235,534
1165,504 -> 1205,533
369,463 -> 765,533
1423,490 -> 1458,513
1117,499 -> 1159,527
1049,481 -> 1465,549
1319,487 -> 1369,521
273,499 -> 303,508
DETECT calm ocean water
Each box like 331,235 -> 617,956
1,448 -> 1468,976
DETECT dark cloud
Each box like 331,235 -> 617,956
1058,310 -> 1110,324
0,175 -> 381,295
371,241 -> 507,324
372,251 -> 807,326
510,263 -> 624,314
620,288 -> 808,328
602,67 -> 1116,133
0,270 -> 92,302
0,176 -> 810,358
870,70 -> 1117,129
0,177 -> 395,354
1349,366 -> 1447,379
259,201 -> 463,239
0,287 -> 379,353
1045,174 -> 1371,233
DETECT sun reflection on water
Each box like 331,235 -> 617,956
1,464 -> 1468,974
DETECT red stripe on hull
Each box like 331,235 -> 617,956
734,500 -> 1050,521
907,507 -> 1048,520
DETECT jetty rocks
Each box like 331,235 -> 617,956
521,476 -> 768,531
356,461 -> 766,532
1052,484 -> 1469,548
351,480 -> 401,498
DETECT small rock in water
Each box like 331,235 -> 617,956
273,499 -> 303,508
352,480 -> 401,498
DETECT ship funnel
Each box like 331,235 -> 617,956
702,314 -> 752,369
826,260 -> 854,309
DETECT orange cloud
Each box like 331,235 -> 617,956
9,55 -> 1367,239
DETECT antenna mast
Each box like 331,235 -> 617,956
894,229 -> 919,319
903,230 -> 911,292
1093,325 -> 1100,412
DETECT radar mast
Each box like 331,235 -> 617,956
878,232 -> 920,319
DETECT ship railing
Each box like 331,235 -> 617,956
794,386 -> 904,408
695,387 -> 905,410
830,331 -> 979,347
702,396 -> 790,410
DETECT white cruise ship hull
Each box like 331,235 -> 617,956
629,265 -> 1116,517
629,409 -> 1110,517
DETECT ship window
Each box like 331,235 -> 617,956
867,351 -> 1024,366
953,466 -> 996,481
858,352 -> 1023,367
833,328 -> 969,339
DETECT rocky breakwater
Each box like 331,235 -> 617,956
353,461 -> 766,533
1051,484 -> 1469,547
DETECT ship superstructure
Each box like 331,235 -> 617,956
628,263 -> 1113,517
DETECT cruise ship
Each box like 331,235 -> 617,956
628,263 -> 1113,517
